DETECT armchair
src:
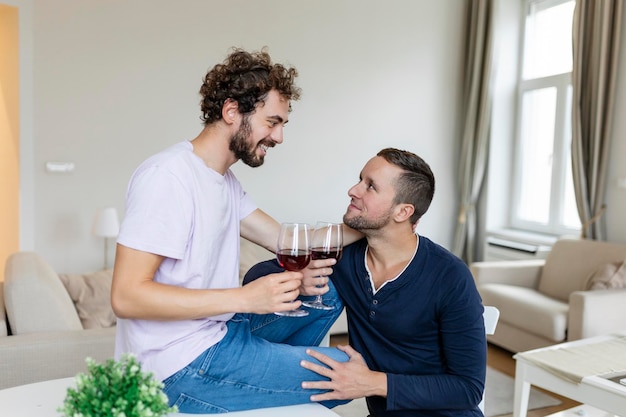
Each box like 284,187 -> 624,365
470,238 -> 626,353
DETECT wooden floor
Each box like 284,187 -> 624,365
330,334 -> 579,417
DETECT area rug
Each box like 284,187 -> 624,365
484,367 -> 561,416
332,367 -> 561,417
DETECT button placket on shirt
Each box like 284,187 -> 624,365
364,272 -> 378,320
370,298 -> 379,319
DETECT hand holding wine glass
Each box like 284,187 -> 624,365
302,222 -> 343,310
275,222 -> 311,317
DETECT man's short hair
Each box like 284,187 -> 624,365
377,148 -> 435,224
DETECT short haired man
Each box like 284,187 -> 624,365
245,148 -> 486,416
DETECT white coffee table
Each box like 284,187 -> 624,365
0,377 -> 341,416
513,332 -> 626,417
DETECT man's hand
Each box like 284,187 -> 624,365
298,258 -> 336,296
300,345 -> 387,401
239,271 -> 304,314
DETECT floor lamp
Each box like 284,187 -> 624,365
92,207 -> 120,270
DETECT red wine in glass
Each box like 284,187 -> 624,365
275,223 -> 311,317
302,222 -> 343,310
311,248 -> 343,262
277,250 -> 312,271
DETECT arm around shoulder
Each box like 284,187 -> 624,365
240,209 -> 280,253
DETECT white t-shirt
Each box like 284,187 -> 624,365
115,141 -> 257,381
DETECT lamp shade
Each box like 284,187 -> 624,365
92,207 -> 120,238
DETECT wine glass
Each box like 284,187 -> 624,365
275,222 -> 311,317
302,222 -> 343,310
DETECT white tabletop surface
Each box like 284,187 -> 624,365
513,332 -> 626,417
0,377 -> 340,416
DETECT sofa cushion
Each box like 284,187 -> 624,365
479,283 -> 568,342
4,252 -> 83,334
58,270 -> 116,329
239,238 -> 273,283
585,259 -> 626,290
538,239 -> 626,302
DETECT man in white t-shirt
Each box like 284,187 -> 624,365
112,48 -> 357,413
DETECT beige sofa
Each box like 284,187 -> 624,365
0,252 -> 116,390
0,239 -> 347,390
471,238 -> 626,353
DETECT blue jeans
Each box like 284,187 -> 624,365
162,281 -> 348,413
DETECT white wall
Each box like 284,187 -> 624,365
20,0 -> 467,273
9,0 -> 626,274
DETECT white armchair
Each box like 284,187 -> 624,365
471,238 -> 626,353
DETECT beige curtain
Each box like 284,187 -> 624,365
571,0 -> 622,240
452,0 -> 494,263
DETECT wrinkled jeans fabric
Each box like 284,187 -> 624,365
162,284 -> 348,413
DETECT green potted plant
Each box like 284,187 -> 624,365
59,354 -> 177,417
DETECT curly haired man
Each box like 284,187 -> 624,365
112,48 -> 357,413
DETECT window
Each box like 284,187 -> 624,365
511,0 -> 579,235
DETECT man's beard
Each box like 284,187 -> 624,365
229,116 -> 265,168
343,209 -> 392,232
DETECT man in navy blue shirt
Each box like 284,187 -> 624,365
300,148 -> 486,416
245,148 -> 486,416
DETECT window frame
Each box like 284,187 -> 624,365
509,0 -> 580,236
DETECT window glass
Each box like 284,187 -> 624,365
523,0 -> 575,79
517,88 -> 556,224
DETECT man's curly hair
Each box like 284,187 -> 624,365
199,48 -> 301,125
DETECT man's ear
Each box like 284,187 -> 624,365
222,99 -> 239,124
394,203 -> 415,223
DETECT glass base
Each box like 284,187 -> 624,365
274,308 -> 309,317
302,300 -> 334,310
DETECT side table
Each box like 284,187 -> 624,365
0,377 -> 341,417
513,332 -> 626,417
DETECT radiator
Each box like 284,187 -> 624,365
484,236 -> 552,261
